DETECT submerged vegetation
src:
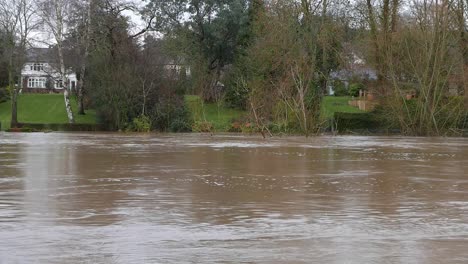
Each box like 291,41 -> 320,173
0,0 -> 466,136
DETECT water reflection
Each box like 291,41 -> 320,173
0,133 -> 467,263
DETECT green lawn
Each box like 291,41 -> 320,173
0,94 -> 97,130
321,96 -> 364,119
185,95 -> 246,131
184,95 -> 362,132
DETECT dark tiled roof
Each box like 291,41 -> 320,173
26,48 -> 57,63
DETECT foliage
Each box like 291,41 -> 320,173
348,83 -> 364,97
376,96 -> 466,136
169,118 -> 193,133
192,121 -> 214,133
224,76 -> 250,110
228,0 -> 348,136
0,86 -> 9,103
128,115 -> 151,132
146,0 -> 251,102
382,3 -> 466,136
334,112 -> 380,133
143,97 -> 191,132
332,80 -> 347,96
0,0 -> 465,136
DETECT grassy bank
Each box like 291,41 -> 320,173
185,95 -> 246,131
185,95 -> 363,132
321,96 -> 364,119
0,94 -> 362,132
0,94 -> 97,130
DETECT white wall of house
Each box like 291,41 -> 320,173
21,62 -> 77,90
163,64 -> 191,78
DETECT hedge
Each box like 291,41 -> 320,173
333,112 -> 381,133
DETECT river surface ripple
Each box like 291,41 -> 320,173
0,133 -> 467,263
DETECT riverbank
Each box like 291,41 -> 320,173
185,95 -> 365,133
2,94 -> 363,132
2,94 -> 465,136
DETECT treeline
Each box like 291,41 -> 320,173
0,0 -> 467,135
0,0 -> 192,132
147,0 -> 467,135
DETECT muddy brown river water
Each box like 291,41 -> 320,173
0,133 -> 467,263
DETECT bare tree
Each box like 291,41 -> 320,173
384,0 -> 464,135
0,0 -> 37,128
39,0 -> 75,123
364,0 -> 401,94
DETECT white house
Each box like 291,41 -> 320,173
20,48 -> 77,93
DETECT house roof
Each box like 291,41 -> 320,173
26,48 -> 57,63
330,67 -> 378,81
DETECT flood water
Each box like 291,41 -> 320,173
0,133 -> 467,263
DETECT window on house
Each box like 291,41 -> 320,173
30,63 -> 44,71
28,78 -> 46,88
55,80 -> 63,89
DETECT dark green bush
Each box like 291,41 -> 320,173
152,104 -> 193,132
334,112 -> 380,133
170,118 -> 192,132
332,80 -> 347,96
128,115 -> 151,132
224,81 -> 249,110
0,86 -> 10,103
348,83 -> 364,97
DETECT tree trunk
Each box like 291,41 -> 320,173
64,89 -> 74,123
77,0 -> 93,115
391,0 -> 399,32
458,0 -> 468,109
366,0 -> 382,82
59,43 -> 74,124
77,78 -> 85,115
53,0 -> 74,124
10,78 -> 18,128
8,59 -> 18,128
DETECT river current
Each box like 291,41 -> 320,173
0,133 -> 467,263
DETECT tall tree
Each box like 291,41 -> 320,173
39,0 -> 75,123
0,0 -> 36,128
69,0 -> 94,115
364,0 -> 401,94
146,0 -> 251,102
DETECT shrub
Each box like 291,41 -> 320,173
227,122 -> 243,132
167,105 -> 193,132
240,122 -> 256,133
334,112 -> 380,133
224,80 -> 249,110
332,80 -> 347,96
170,118 -> 192,132
130,115 -> 151,132
192,121 -> 213,132
348,83 -> 364,97
0,86 -> 10,103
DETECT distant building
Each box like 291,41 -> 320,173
20,48 -> 77,93
162,59 -> 191,79
328,54 -> 378,95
